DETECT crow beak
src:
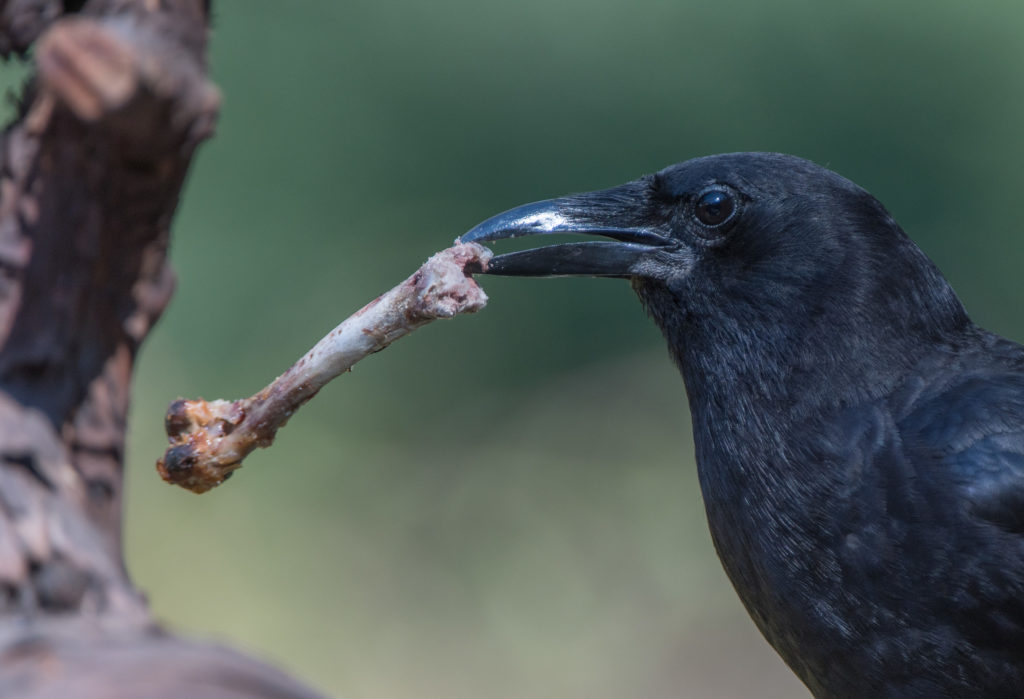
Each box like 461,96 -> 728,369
458,186 -> 676,278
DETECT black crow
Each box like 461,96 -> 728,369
460,153 -> 1024,698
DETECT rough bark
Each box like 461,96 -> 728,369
0,1 -> 321,695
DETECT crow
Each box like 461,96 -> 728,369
459,152 -> 1024,698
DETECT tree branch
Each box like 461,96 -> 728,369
0,1 -> 323,695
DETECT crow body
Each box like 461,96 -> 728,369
461,153 -> 1024,697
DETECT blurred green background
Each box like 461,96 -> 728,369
75,0 -> 1024,696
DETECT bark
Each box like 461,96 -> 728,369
0,1 -> 321,695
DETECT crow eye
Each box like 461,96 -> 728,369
694,189 -> 736,227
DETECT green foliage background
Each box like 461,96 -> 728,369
88,0 -> 1024,696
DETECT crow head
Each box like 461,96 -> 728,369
461,152 -> 969,404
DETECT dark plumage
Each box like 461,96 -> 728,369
460,153 -> 1024,698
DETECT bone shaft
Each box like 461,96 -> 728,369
244,279 -> 430,427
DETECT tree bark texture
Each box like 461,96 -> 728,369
0,1 -> 322,696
